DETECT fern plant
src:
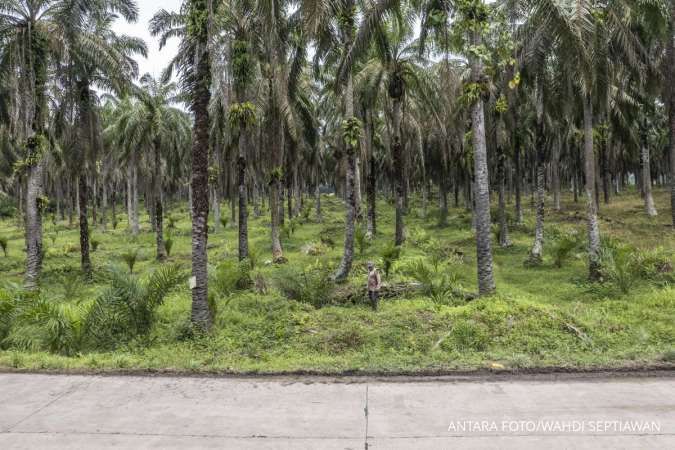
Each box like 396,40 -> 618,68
83,265 -> 185,349
355,227 -> 368,255
121,249 -> 139,274
2,294 -> 85,355
380,243 -> 401,278
553,231 -> 581,268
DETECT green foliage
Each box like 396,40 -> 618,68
0,237 -> 7,257
0,290 -> 83,355
121,249 -> 139,274
380,243 -> 401,278
60,271 -> 83,301
448,320 -> 489,352
281,218 -> 297,240
341,117 -> 362,148
231,39 -> 255,87
553,230 -> 582,268
599,240 -> 639,294
228,102 -> 257,130
84,266 -> 185,350
402,259 -> 458,304
91,239 -> 100,252
164,236 -> 174,257
275,262 -> 335,308
219,216 -> 229,229
186,0 -> 208,39
212,260 -> 253,297
0,194 -> 15,219
631,247 -> 674,283
355,227 -> 368,255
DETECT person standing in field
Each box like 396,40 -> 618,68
367,261 -> 382,311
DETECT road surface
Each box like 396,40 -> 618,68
0,372 -> 673,449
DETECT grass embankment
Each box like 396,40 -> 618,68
0,189 -> 673,374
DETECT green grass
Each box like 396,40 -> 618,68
0,189 -> 673,374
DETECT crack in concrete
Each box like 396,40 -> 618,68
1,430 -> 364,439
1,430 -> 672,439
364,384 -> 369,450
1,379 -> 92,433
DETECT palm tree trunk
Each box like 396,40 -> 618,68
237,123 -> 249,260
212,186 -> 221,232
189,17 -> 213,329
642,145 -> 658,217
497,146 -> 511,248
365,110 -> 376,237
154,141 -> 167,261
552,139 -> 561,211
111,184 -> 117,229
583,95 -> 601,280
101,180 -> 108,231
470,31 -> 495,295
127,164 -> 133,229
529,89 -> 545,264
392,95 -> 405,246
334,72 -> 356,281
24,143 -> 44,289
269,95 -> 285,262
315,186 -> 322,221
514,139 -> 523,225
666,5 -> 674,227
24,34 -> 48,289
78,175 -> 92,278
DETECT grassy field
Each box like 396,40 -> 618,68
0,188 -> 673,374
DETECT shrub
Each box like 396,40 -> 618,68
448,320 -> 489,352
91,239 -> 100,252
0,194 -> 15,219
553,230 -> 582,268
355,227 -> 368,255
1,292 -> 84,355
301,204 -> 312,222
121,249 -> 139,274
281,218 -> 297,240
219,216 -> 229,229
164,236 -> 174,256
402,259 -> 458,303
83,265 -> 185,349
0,237 -> 7,257
60,270 -> 83,301
380,243 -> 401,278
599,242 -> 639,294
632,247 -> 674,282
212,260 -> 253,297
167,215 -> 178,230
409,227 -> 430,246
275,262 -> 335,308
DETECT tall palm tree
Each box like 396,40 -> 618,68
525,0 -> 646,279
68,9 -> 146,277
0,0 -> 141,287
152,0 -> 214,328
108,75 -> 190,261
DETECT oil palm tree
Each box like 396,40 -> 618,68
108,75 -> 190,261
152,0 -> 215,328
524,0 -> 647,279
69,9 -> 146,278
0,0 -> 141,287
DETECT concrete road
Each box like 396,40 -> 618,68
0,373 -> 673,449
